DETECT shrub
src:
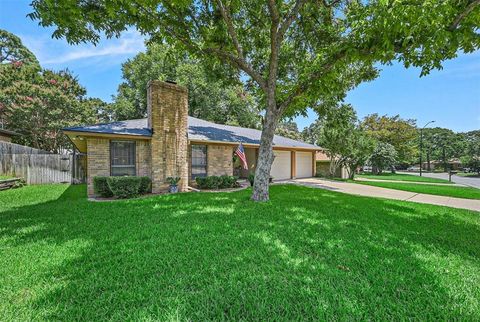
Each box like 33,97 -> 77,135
93,176 -> 113,198
106,176 -> 142,199
138,176 -> 152,194
195,175 -> 239,189
93,176 -> 151,198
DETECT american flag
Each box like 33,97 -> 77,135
235,143 -> 248,170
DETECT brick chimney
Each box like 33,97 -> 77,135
147,80 -> 188,193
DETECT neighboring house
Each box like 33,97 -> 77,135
315,151 -> 348,179
64,81 -> 321,197
0,128 -> 19,143
422,158 -> 463,171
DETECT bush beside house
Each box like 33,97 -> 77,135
195,175 -> 239,189
93,176 -> 151,199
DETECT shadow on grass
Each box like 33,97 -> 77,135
0,184 -> 479,320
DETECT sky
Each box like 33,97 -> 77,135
1,0 -> 479,133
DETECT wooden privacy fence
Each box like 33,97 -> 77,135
0,142 -> 86,185
0,141 -> 51,154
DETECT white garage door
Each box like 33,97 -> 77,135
296,152 -> 313,178
270,151 -> 291,180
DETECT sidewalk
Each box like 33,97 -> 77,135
354,177 -> 465,186
281,178 -> 480,212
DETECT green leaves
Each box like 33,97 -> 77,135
111,42 -> 261,128
0,30 -> 105,152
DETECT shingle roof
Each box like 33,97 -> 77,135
188,117 -> 319,149
64,119 -> 151,137
64,116 -> 320,149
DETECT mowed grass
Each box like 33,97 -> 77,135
357,172 -> 452,184
1,184 -> 479,320
354,180 -> 480,200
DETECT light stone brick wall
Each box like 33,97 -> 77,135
207,144 -> 233,176
136,140 -> 151,177
0,134 -> 12,142
86,138 -> 152,197
148,81 -> 189,193
86,138 -> 110,196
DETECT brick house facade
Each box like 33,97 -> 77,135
64,81 -> 321,197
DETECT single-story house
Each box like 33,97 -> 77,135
64,81 -> 321,196
422,158 -> 463,171
0,128 -> 19,143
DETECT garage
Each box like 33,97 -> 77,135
270,150 -> 291,180
296,151 -> 313,178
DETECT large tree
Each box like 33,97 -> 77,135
112,42 -> 261,128
369,142 -> 397,174
422,127 -> 465,171
0,30 -> 106,152
275,119 -> 302,140
461,130 -> 480,174
30,0 -> 480,200
317,104 -> 358,177
0,29 -> 39,66
1,66 -> 98,152
361,114 -> 417,165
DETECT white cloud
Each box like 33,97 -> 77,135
20,29 -> 145,66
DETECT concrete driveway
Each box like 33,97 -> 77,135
397,171 -> 480,189
280,177 -> 480,212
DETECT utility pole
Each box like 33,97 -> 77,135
419,120 -> 435,177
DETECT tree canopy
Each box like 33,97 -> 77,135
361,113 -> 417,164
111,43 -> 261,128
0,29 -> 39,66
369,142 -> 398,174
0,29 -> 106,152
29,0 -> 480,200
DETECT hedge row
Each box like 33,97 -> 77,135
93,176 -> 151,199
195,175 -> 239,189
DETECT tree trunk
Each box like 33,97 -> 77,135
348,165 -> 355,180
251,107 -> 280,202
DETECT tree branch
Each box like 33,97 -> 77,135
215,0 -> 244,58
278,0 -> 307,38
449,0 -> 480,31
135,1 -> 267,91
277,49 -> 348,112
266,0 -> 281,99
203,48 -> 267,90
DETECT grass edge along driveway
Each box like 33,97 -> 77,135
356,173 -> 452,184
1,184 -> 479,320
353,180 -> 480,200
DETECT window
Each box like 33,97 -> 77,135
191,145 -> 207,179
110,141 -> 136,176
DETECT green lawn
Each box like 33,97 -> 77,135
1,184 -> 479,320
0,175 -> 14,180
357,172 -> 452,184
354,180 -> 480,200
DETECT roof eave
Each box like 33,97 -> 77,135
62,129 -> 152,140
188,138 -> 322,150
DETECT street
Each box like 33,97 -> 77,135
398,171 -> 480,189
